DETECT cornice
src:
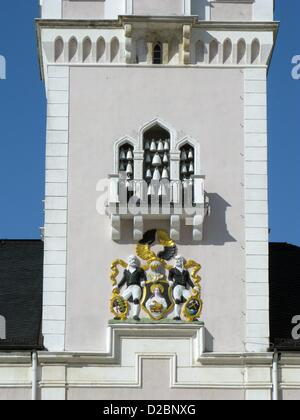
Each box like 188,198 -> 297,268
37,351 -> 274,366
0,353 -> 32,364
35,17 -> 279,32
198,352 -> 274,366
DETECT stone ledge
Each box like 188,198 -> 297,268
109,318 -> 204,326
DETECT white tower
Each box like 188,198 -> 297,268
37,0 -> 278,400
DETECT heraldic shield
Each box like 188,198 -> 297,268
141,280 -> 174,321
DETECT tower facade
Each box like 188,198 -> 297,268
37,0 -> 278,400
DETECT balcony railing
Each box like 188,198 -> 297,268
107,174 -> 206,217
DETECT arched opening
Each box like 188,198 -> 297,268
111,37 -> 120,63
143,125 -> 170,189
179,143 -> 195,181
153,42 -> 162,65
83,37 -> 92,63
119,143 -> 134,180
169,39 -> 179,65
96,37 -> 105,62
195,40 -> 205,64
54,37 -> 64,62
237,39 -> 246,64
251,39 -> 260,64
223,39 -> 232,64
136,38 -> 147,64
0,315 -> 6,340
68,37 -> 78,62
209,40 -> 218,64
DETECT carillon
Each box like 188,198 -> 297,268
143,137 -> 171,184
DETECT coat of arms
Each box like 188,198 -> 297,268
110,230 -> 203,322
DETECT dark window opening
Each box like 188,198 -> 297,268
180,144 -> 195,181
119,143 -> 134,180
153,43 -> 162,64
143,125 -> 170,183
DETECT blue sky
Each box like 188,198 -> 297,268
0,1 -> 299,245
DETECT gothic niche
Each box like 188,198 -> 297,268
179,144 -> 194,181
143,125 -> 170,197
119,143 -> 134,180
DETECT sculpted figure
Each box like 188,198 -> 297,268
113,255 -> 146,321
168,255 -> 199,321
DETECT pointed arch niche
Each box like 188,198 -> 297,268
143,124 -> 171,184
251,39 -> 260,64
113,136 -> 137,174
68,37 -> 78,62
83,37 -> 92,63
176,137 -> 201,177
54,37 -> 64,62
111,37 -> 120,63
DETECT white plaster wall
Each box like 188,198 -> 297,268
40,0 -> 62,19
40,0 -> 274,22
60,0 -> 126,20
0,355 -> 32,401
282,390 -> 300,401
104,0 -> 126,19
67,360 -> 245,400
62,0 -> 106,19
253,0 -> 274,22
210,1 -> 253,22
0,388 -> 31,400
133,0 -> 184,16
65,66 -> 245,353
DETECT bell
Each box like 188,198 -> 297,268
189,163 -> 194,174
157,140 -> 164,151
164,140 -> 170,151
145,153 -> 152,164
144,140 -> 150,151
126,177 -> 133,188
163,153 -> 169,164
146,168 -> 152,179
147,183 -> 156,196
126,149 -> 133,160
162,167 -> 169,179
150,140 -> 156,152
152,152 -> 162,167
180,150 -> 187,161
158,184 -> 167,197
120,150 -> 126,160
153,168 -> 161,181
119,162 -> 125,171
126,162 -> 133,174
188,149 -> 194,160
181,164 -> 187,175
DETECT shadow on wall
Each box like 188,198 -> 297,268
179,193 -> 236,246
205,328 -> 214,353
202,193 -> 236,246
117,193 -> 236,246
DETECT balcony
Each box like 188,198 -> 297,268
106,173 -> 209,242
